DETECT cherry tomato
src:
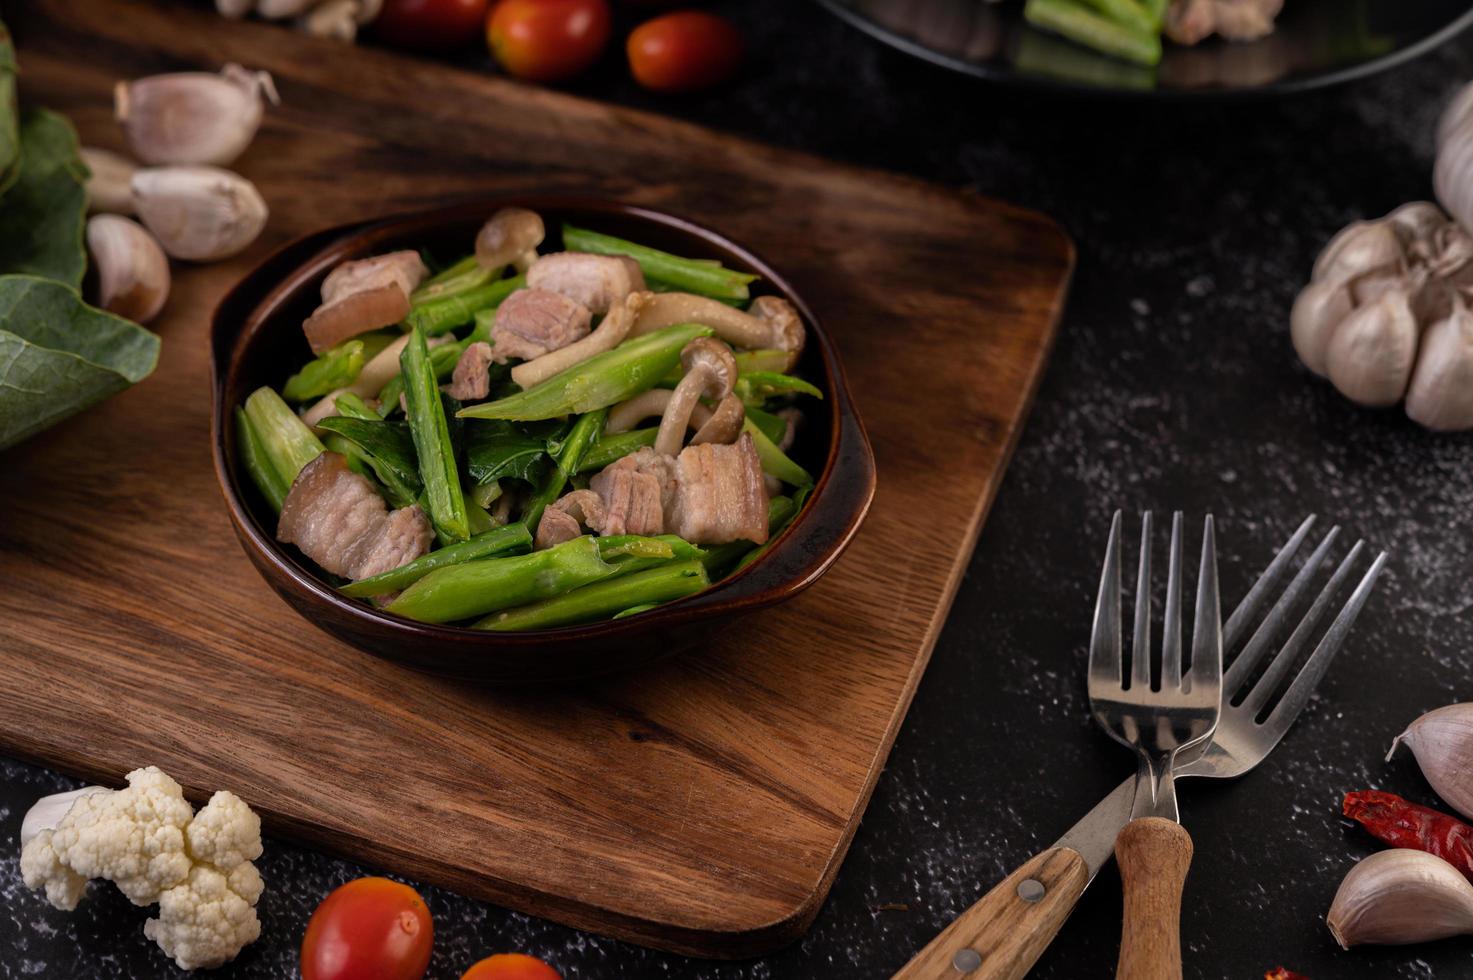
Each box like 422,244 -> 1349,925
627,11 -> 743,93
301,878 -> 434,980
461,953 -> 562,979
375,0 -> 491,51
486,0 -> 612,82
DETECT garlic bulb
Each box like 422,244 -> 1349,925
86,215 -> 171,324
1291,202 -> 1473,429
1437,81 -> 1473,235
1327,849 -> 1473,948
115,64 -> 278,167
78,147 -> 137,215
132,166 -> 269,262
1389,704 -> 1473,820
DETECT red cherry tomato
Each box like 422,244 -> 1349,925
486,0 -> 612,82
375,0 -> 491,51
627,11 -> 743,93
301,878 -> 434,980
461,953 -> 562,979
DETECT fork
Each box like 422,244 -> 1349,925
891,515 -> 1386,980
1088,511 -> 1222,980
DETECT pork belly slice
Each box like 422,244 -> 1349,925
670,433 -> 768,546
534,490 -> 608,551
1166,0 -> 1281,44
589,452 -> 666,537
491,288 -> 592,364
444,341 -> 494,401
277,452 -> 434,581
526,252 -> 645,314
302,250 -> 428,355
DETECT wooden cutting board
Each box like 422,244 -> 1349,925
0,0 -> 1072,957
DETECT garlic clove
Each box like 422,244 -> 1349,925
1327,849 -> 1473,948
1386,201 -> 1450,249
1436,84 -> 1473,239
115,64 -> 278,167
1349,267 -> 1405,306
1290,279 -> 1352,377
1438,81 -> 1473,152
1324,287 -> 1419,407
87,214 -> 171,324
132,166 -> 269,263
78,147 -> 138,215
1313,220 -> 1404,286
1389,703 -> 1473,813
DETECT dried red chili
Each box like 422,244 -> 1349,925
1265,968 -> 1308,980
1343,789 -> 1473,881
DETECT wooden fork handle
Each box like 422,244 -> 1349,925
1115,817 -> 1193,980
890,846 -> 1088,980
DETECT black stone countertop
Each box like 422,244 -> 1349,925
4,4 -> 1473,977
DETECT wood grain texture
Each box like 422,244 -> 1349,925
891,847 -> 1088,980
1115,818 -> 1193,980
0,0 -> 1073,957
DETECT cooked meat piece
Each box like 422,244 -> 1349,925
277,453 -> 434,580
669,433 -> 768,546
444,341 -> 494,401
1165,0 -> 1281,45
526,252 -> 645,314
490,288 -> 592,364
589,453 -> 665,537
534,489 -> 607,550
302,250 -> 428,354
618,447 -> 678,515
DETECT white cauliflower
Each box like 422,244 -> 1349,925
19,767 -> 265,971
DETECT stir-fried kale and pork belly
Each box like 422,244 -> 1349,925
235,209 -> 821,631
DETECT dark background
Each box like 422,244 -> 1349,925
3,3 -> 1473,977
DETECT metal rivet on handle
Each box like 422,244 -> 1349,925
1016,878 -> 1046,902
952,949 -> 982,972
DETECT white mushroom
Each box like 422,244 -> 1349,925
475,208 -> 545,271
631,292 -> 805,370
689,392 -> 745,446
655,338 -> 737,457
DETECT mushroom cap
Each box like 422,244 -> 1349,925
476,207 -> 546,270
690,392 -> 745,446
748,295 -> 806,370
679,337 -> 738,399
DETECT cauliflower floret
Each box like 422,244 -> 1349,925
18,767 -> 265,971
144,863 -> 264,971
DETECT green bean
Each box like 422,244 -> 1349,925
521,408 -> 607,531
576,428 -> 658,474
234,407 -> 288,513
386,535 -> 617,623
1023,0 -> 1162,66
339,523 -> 532,598
377,335 -> 479,418
745,405 -> 789,446
459,323 -> 712,422
243,386 -> 324,486
733,494 -> 802,573
596,535 -> 674,561
402,325 -> 470,542
471,479 -> 503,510
474,561 -> 709,631
403,275 -> 524,336
563,224 -> 757,301
744,417 -> 812,488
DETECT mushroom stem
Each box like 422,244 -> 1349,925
606,389 -> 713,435
690,392 -> 745,446
632,292 -> 771,348
654,338 -> 737,457
511,291 -> 650,390
476,208 -> 545,271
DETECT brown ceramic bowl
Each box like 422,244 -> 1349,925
211,197 -> 876,683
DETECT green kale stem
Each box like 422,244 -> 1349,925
577,428 -> 658,474
402,325 -> 469,542
403,275 -> 524,337
1024,0 -> 1162,66
386,534 -> 617,623
333,392 -> 380,421
282,338 -> 365,402
377,340 -> 463,417
521,408 -> 607,531
562,223 -> 758,301
234,407 -> 288,513
339,523 -> 532,598
418,254 -> 479,292
412,256 -> 493,304
458,323 -> 712,422
474,561 -> 709,631
1077,0 -> 1155,35
243,386 -> 324,487
744,417 -> 812,488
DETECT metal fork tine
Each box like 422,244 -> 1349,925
1188,515 -> 1221,690
1263,550 -> 1388,736
1239,541 -> 1366,718
1223,515 -> 1318,650
1161,512 -> 1184,689
1089,511 -> 1124,686
1224,526 -> 1341,700
1131,512 -> 1153,691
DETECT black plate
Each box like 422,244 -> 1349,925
820,0 -> 1473,98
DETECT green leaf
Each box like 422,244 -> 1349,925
0,110 -> 87,288
316,415 -> 423,509
464,418 -> 568,487
0,275 -> 160,450
0,22 -> 19,197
